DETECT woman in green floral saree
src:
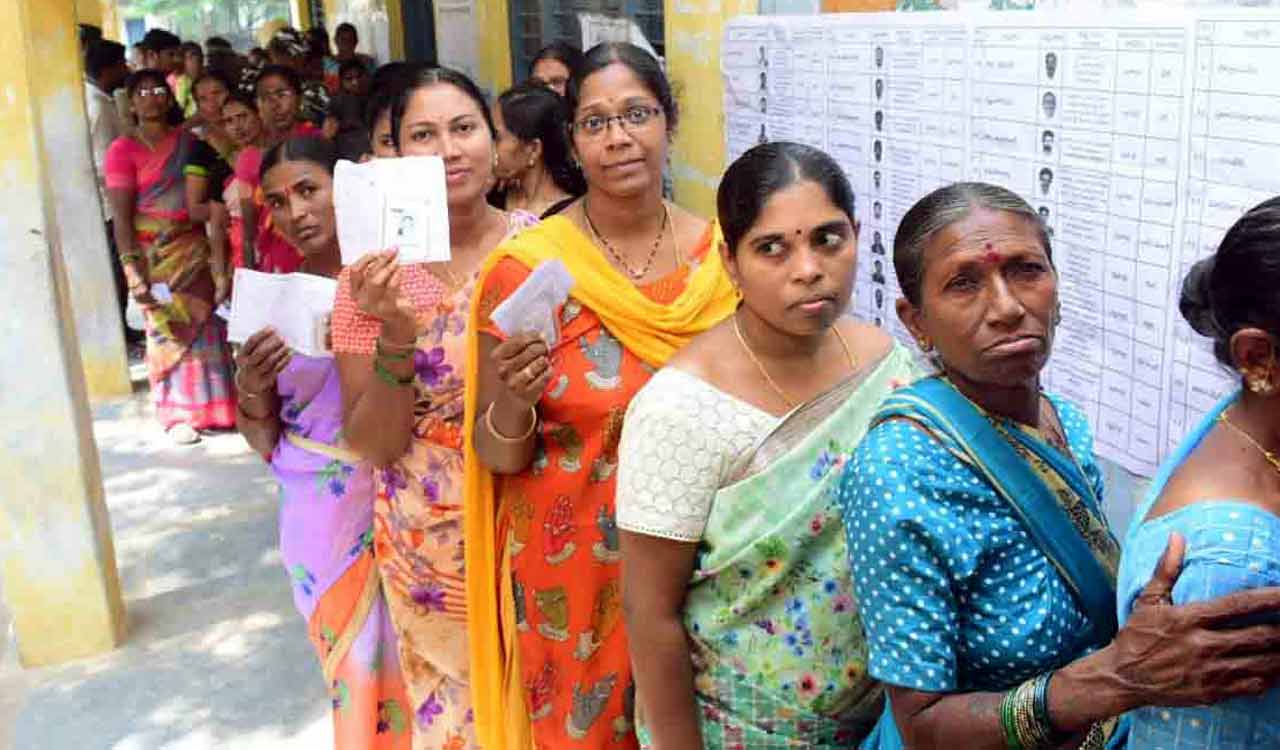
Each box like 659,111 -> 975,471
616,142 -> 918,749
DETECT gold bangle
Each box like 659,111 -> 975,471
485,402 -> 537,443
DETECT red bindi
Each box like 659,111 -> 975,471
982,243 -> 1002,264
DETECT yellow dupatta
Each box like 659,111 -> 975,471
462,215 -> 739,750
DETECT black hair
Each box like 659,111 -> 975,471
1180,195 -> 1280,367
205,36 -> 232,50
364,62 -> 409,130
497,81 -> 586,196
84,39 -> 126,79
260,134 -> 339,184
716,142 -> 856,255
389,64 -> 494,152
222,91 -> 258,114
307,26 -> 330,48
530,41 -> 584,78
568,42 -> 677,133
78,24 -> 103,49
335,22 -> 358,42
141,29 -> 181,52
193,69 -> 233,97
125,68 -> 184,125
180,41 -> 202,58
255,64 -> 303,96
249,47 -> 268,61
339,58 -> 369,79
894,182 -> 1051,306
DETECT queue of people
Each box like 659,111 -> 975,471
76,19 -> 1280,750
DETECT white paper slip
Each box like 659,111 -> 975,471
226,269 -> 339,358
214,302 -> 232,321
150,282 -> 173,304
334,156 -> 451,266
488,260 -> 575,347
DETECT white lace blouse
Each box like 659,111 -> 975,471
616,367 -> 778,542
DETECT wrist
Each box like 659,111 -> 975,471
380,314 -> 417,345
1053,645 -> 1140,723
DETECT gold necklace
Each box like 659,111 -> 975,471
733,314 -> 856,409
583,198 -> 669,280
1218,409 -> 1280,477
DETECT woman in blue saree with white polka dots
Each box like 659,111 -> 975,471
837,183 -> 1280,750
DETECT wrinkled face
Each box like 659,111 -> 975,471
256,73 -> 300,137
222,100 -> 262,146
723,180 -> 858,338
900,208 -> 1058,388
370,108 -> 396,158
570,63 -> 668,201
262,159 -> 336,256
493,105 -> 536,181
130,78 -> 171,120
194,77 -> 229,122
532,57 -> 571,96
396,83 -> 495,208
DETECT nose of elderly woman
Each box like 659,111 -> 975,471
986,275 -> 1027,325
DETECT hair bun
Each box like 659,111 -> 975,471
1179,255 -> 1223,338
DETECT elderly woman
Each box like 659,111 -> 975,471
1118,196 -> 1280,748
837,182 -> 1280,749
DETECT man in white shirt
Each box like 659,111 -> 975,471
83,39 -> 138,344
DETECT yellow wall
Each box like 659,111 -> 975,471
0,0 -> 126,667
665,0 -> 759,216
74,0 -> 102,26
475,0 -> 514,95
388,0 -> 405,61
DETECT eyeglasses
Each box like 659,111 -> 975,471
573,106 -> 662,138
136,86 -> 169,98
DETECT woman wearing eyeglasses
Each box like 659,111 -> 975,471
105,69 -> 236,444
464,42 -> 738,750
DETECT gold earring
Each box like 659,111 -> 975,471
1242,367 -> 1278,396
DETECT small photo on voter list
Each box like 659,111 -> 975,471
383,196 -> 429,257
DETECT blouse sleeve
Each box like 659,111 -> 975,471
615,375 -> 735,542
184,138 -> 219,178
330,263 -> 441,355
103,137 -> 136,191
475,257 -> 534,342
837,420 -> 965,692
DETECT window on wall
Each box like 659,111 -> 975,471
508,0 -> 664,83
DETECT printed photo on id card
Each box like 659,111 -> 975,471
383,195 -> 429,256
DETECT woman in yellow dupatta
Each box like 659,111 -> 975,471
463,43 -> 738,750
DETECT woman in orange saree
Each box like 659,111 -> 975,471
465,43 -> 738,750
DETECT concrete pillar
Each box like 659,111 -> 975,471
64,0 -> 135,401
0,0 -> 127,667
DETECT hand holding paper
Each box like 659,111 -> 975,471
334,156 -> 451,265
489,260 -> 575,347
226,269 -> 339,358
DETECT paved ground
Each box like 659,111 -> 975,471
0,376 -> 334,749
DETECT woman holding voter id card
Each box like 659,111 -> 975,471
106,68 -> 237,445
464,42 -> 738,750
235,134 -> 412,750
331,64 -> 537,750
